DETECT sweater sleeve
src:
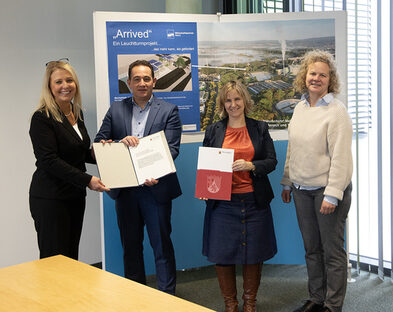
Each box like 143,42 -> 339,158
324,104 -> 353,200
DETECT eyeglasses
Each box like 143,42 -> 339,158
45,58 -> 69,66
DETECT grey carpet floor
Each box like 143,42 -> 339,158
147,264 -> 393,312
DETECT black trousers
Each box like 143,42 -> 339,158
29,195 -> 86,260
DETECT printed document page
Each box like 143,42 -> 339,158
197,147 -> 234,172
129,131 -> 176,184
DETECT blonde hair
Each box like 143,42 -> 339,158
293,49 -> 340,94
216,80 -> 253,118
35,61 -> 82,122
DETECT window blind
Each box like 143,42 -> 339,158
304,0 -> 372,133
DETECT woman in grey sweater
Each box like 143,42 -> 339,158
281,50 -> 353,312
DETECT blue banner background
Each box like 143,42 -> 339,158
106,21 -> 200,131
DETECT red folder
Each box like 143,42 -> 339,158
195,147 -> 234,201
195,169 -> 232,200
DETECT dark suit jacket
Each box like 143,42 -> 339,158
95,95 -> 182,202
203,117 -> 277,209
29,110 -> 94,200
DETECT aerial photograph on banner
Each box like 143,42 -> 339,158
117,54 -> 193,93
197,19 -> 336,131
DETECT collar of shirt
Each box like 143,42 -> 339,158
301,92 -> 334,107
131,94 -> 153,111
131,95 -> 153,138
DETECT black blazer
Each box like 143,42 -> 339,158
29,110 -> 94,200
203,117 -> 277,209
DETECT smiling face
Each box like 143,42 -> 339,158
127,65 -> 156,106
306,61 -> 330,98
49,69 -> 76,106
224,89 -> 245,120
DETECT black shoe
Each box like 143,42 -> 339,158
292,300 -> 324,312
319,308 -> 331,312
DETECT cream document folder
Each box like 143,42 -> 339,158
93,131 -> 176,188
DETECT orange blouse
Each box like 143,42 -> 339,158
222,126 -> 255,194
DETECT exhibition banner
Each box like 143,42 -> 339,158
97,12 -> 346,134
93,11 -> 347,274
106,21 -> 200,131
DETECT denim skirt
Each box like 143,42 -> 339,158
202,192 -> 277,264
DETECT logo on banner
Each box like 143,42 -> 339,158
207,175 -> 222,194
166,29 -> 175,39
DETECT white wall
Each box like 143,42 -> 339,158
0,0 -> 218,268
0,0 -> 166,268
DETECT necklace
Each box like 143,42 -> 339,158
64,104 -> 72,117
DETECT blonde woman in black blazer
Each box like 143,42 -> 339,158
29,59 -> 108,260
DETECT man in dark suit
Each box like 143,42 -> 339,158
95,60 -> 182,295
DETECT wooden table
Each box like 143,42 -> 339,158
0,255 -> 215,311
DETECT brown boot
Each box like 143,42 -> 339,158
242,263 -> 262,312
215,265 -> 239,312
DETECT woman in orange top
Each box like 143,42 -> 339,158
202,80 -> 277,312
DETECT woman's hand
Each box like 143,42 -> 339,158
232,159 -> 254,172
281,189 -> 292,203
88,176 -> 110,192
320,200 -> 336,215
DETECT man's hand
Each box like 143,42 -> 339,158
144,178 -> 159,187
120,136 -> 139,147
100,139 -> 113,144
